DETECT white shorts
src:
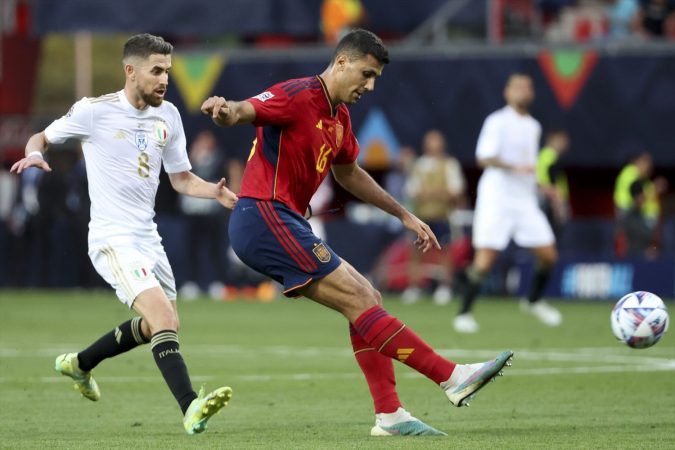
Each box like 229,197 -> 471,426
472,198 -> 555,251
89,242 -> 177,307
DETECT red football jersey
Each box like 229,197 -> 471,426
239,76 -> 359,215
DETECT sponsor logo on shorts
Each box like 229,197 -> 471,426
130,262 -> 151,281
253,91 -> 274,102
312,242 -> 331,263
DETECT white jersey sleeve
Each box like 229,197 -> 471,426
44,98 -> 93,144
475,113 -> 501,160
161,105 -> 191,174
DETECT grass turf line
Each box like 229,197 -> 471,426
0,290 -> 673,449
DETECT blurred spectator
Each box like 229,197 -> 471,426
545,1 -> 608,42
178,130 -> 229,299
536,128 -> 571,238
321,0 -> 365,44
605,0 -> 640,38
384,145 -> 416,205
635,0 -> 675,37
0,160 -> 19,286
613,151 -> 668,257
402,130 -> 465,306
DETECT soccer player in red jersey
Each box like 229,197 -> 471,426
201,29 -> 513,436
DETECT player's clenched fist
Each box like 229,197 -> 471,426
201,96 -> 231,126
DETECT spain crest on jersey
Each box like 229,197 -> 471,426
312,242 -> 332,263
335,123 -> 344,148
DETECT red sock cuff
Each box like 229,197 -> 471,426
354,305 -> 405,350
349,324 -> 373,352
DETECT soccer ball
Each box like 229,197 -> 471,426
611,291 -> 669,349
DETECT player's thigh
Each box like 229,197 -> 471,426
89,244 -> 165,308
472,202 -> 512,251
298,261 -> 379,322
513,205 -> 556,249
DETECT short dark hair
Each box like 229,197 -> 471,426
506,72 -> 532,85
333,29 -> 389,65
123,33 -> 173,61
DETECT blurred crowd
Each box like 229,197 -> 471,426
4,125 -> 669,296
537,0 -> 675,41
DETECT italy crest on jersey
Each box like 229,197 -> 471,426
135,131 -> 148,151
152,120 -> 170,147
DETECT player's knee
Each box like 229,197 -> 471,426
541,249 -> 558,267
145,310 -> 179,334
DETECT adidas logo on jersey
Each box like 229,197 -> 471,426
113,130 -> 126,139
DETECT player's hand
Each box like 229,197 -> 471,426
201,96 -> 231,126
512,164 -> 535,175
401,212 -> 441,253
214,178 -> 238,209
10,154 -> 52,174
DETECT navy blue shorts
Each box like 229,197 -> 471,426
228,197 -> 342,297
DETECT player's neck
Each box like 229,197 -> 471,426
123,85 -> 150,110
318,72 -> 340,109
508,103 -> 529,116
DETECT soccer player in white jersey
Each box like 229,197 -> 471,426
454,73 -> 563,333
11,34 -> 236,434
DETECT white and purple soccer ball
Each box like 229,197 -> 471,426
611,291 -> 669,349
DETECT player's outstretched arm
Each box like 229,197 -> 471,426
200,96 -> 256,127
168,171 -> 238,209
478,157 -> 534,174
10,132 -> 52,174
332,162 -> 440,253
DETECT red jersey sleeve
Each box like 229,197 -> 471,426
333,108 -> 359,165
248,84 -> 298,127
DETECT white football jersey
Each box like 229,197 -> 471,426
475,105 -> 541,204
44,91 -> 191,247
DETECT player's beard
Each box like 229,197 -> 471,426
136,85 -> 164,108
142,90 -> 164,107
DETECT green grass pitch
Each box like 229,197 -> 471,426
0,290 -> 673,449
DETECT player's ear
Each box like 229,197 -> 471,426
124,60 -> 136,81
335,54 -> 348,71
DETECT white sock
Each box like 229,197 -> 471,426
442,362 -> 484,389
375,407 -> 415,427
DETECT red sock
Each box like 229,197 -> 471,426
349,324 -> 401,414
353,305 -> 456,385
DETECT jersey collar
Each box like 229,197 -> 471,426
118,90 -> 151,116
316,75 -> 337,118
